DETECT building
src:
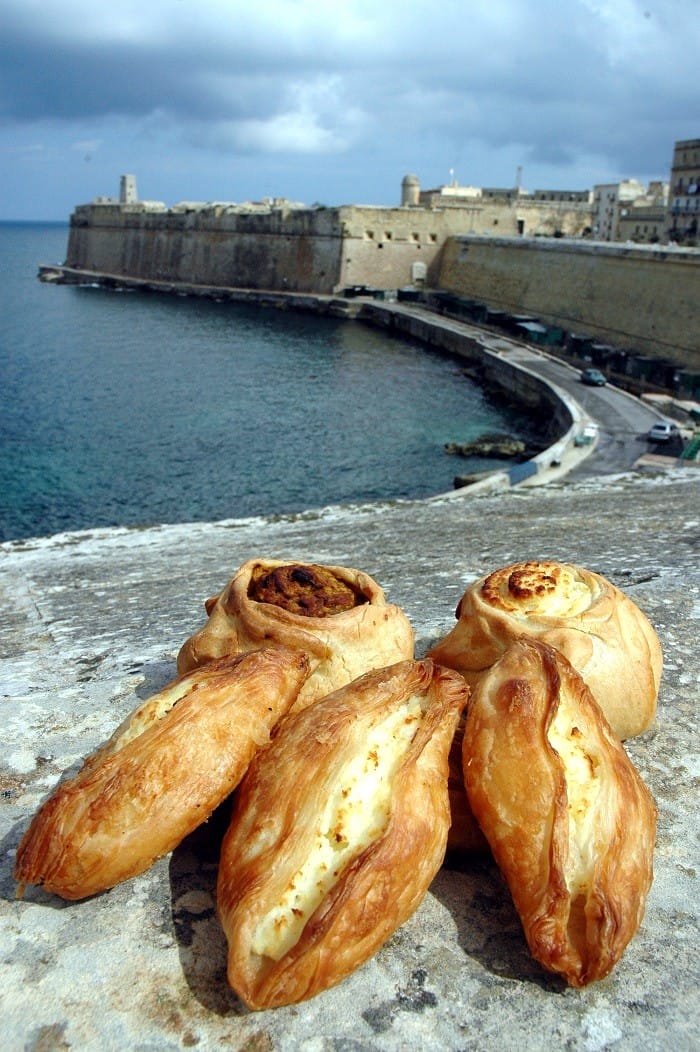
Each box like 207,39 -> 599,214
592,179 -> 648,241
666,138 -> 700,246
410,175 -> 594,239
61,174 -> 699,377
617,181 -> 669,244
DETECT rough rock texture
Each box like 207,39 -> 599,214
1,467 -> 699,1051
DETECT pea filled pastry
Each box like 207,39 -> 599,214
177,558 -> 415,711
462,637 -> 657,987
217,658 -> 468,1009
14,647 -> 310,900
428,559 -> 662,739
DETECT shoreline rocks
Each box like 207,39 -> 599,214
444,433 -> 528,459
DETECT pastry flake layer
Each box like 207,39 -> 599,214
217,658 -> 468,1009
462,637 -> 657,987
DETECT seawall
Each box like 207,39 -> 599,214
3,467 -> 699,1050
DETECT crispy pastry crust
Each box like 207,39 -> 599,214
217,658 -> 468,1009
462,638 -> 657,987
14,648 -> 310,900
428,560 -> 662,739
177,558 -> 415,711
446,718 -> 489,855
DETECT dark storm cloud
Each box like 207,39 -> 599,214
1,0 -> 698,217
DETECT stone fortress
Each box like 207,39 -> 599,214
57,139 -> 699,390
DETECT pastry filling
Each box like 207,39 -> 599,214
248,563 -> 366,616
487,563 -> 593,618
251,696 -> 424,960
105,678 -> 195,754
547,696 -> 602,898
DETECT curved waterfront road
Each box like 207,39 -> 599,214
381,302 -> 674,478
510,349 -> 674,477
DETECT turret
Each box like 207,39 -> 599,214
401,174 -> 420,207
120,174 -> 138,204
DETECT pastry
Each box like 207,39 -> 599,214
446,719 -> 489,855
217,658 -> 468,1009
14,647 -> 310,900
428,560 -> 662,739
177,559 -> 415,711
462,637 -> 657,987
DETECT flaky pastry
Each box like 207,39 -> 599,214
428,560 -> 662,739
217,658 -> 468,1009
14,647 -> 310,900
463,637 -> 657,987
177,559 -> 415,711
446,719 -> 489,854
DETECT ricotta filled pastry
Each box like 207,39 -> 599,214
177,559 -> 415,712
14,647 -> 310,901
217,658 -> 468,1010
462,637 -> 657,988
428,560 -> 662,739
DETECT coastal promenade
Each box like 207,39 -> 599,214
2,460 -> 699,1050
358,298 -> 668,483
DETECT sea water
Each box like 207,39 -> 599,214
0,222 -> 539,542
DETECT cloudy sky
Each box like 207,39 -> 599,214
1,0 -> 698,220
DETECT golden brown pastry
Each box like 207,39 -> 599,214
177,558 -> 415,711
428,560 -> 662,739
463,637 -> 657,987
14,647 -> 310,900
446,719 -> 489,855
217,658 -> 468,1009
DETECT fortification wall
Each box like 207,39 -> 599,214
67,205 -> 345,293
437,235 -> 699,368
66,203 -> 473,294
67,201 -> 593,297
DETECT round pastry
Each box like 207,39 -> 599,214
177,559 -> 415,711
14,647 -> 310,900
463,637 -> 657,987
428,560 -> 662,739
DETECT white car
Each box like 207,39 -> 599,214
647,420 -> 677,442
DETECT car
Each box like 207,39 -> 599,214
647,420 -> 677,442
580,367 -> 607,386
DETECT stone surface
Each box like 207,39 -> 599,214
1,467 -> 699,1051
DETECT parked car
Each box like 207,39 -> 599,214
580,367 -> 607,386
647,420 -> 677,442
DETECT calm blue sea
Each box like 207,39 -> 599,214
0,222 -> 538,542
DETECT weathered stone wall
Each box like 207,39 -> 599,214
437,235 -> 700,368
67,205 -> 346,293
66,203 -> 463,294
